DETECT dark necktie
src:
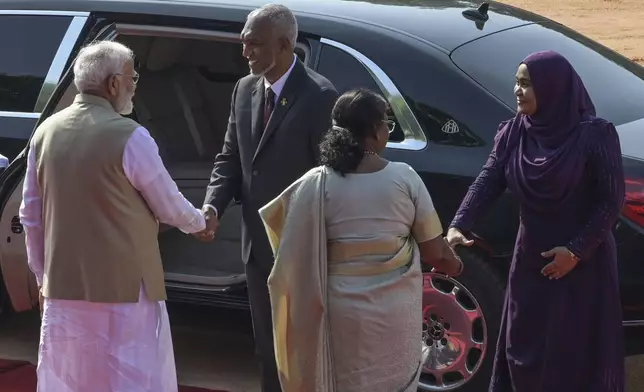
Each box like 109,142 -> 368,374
263,87 -> 276,129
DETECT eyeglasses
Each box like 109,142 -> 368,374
383,119 -> 396,133
114,71 -> 139,85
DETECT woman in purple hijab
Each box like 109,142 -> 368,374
447,50 -> 625,391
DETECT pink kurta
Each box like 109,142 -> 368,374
19,126 -> 205,392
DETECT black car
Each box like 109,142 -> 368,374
0,1 -> 643,391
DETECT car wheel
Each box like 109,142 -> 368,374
418,248 -> 505,392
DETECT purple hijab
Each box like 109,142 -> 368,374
503,50 -> 597,211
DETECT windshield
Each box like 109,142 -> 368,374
451,22 -> 644,126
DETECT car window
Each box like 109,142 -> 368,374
451,22 -> 644,127
316,44 -> 405,143
0,15 -> 73,113
404,95 -> 485,147
317,43 -> 486,147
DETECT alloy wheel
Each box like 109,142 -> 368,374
418,272 -> 487,391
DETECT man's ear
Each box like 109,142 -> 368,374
278,36 -> 291,54
107,75 -> 117,96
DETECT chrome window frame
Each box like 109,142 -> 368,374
319,38 -> 428,151
0,10 -> 89,117
0,10 -> 87,16
623,320 -> 644,327
0,112 -> 40,119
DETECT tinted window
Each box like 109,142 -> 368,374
405,97 -> 485,147
317,44 -> 405,143
0,116 -> 39,161
317,43 -> 485,147
0,15 -> 72,113
451,22 -> 644,126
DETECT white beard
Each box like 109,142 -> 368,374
116,91 -> 134,115
119,99 -> 134,116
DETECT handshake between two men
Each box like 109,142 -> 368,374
193,207 -> 219,242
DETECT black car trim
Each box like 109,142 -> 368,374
34,15 -> 89,112
319,37 -> 427,152
116,23 -> 240,42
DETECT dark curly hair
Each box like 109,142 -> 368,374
319,88 -> 388,176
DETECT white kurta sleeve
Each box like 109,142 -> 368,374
19,141 -> 46,287
122,126 -> 206,234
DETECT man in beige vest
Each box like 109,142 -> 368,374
18,40 -> 206,392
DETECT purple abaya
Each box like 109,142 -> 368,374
451,51 -> 626,391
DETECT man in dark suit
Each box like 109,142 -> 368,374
197,4 -> 337,391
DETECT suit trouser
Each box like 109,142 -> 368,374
245,257 -> 282,392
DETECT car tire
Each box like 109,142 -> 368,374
418,247 -> 506,392
0,273 -> 13,324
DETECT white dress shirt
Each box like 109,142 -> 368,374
264,54 -> 298,103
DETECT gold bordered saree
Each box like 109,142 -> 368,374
259,164 -> 434,392
259,166 -> 334,392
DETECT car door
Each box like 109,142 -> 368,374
0,16 -> 111,313
0,11 -> 89,163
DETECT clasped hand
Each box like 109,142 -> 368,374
541,246 -> 579,280
193,207 -> 219,242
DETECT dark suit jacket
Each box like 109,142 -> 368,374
204,59 -> 338,266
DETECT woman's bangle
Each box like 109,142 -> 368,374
454,259 -> 464,276
566,248 -> 580,263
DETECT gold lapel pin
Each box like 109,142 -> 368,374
280,97 -> 288,106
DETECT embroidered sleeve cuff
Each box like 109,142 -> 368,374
566,241 -> 583,261
203,204 -> 218,217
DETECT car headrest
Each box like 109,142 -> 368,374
181,39 -> 246,74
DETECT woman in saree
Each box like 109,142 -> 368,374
447,51 -> 625,391
259,88 -> 463,392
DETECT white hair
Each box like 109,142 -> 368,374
73,41 -> 134,93
248,3 -> 298,48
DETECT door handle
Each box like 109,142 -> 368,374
11,216 -> 23,234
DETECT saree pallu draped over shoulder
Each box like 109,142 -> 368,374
259,166 -> 334,392
259,166 -> 423,392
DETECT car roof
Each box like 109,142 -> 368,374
0,0 -> 548,51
